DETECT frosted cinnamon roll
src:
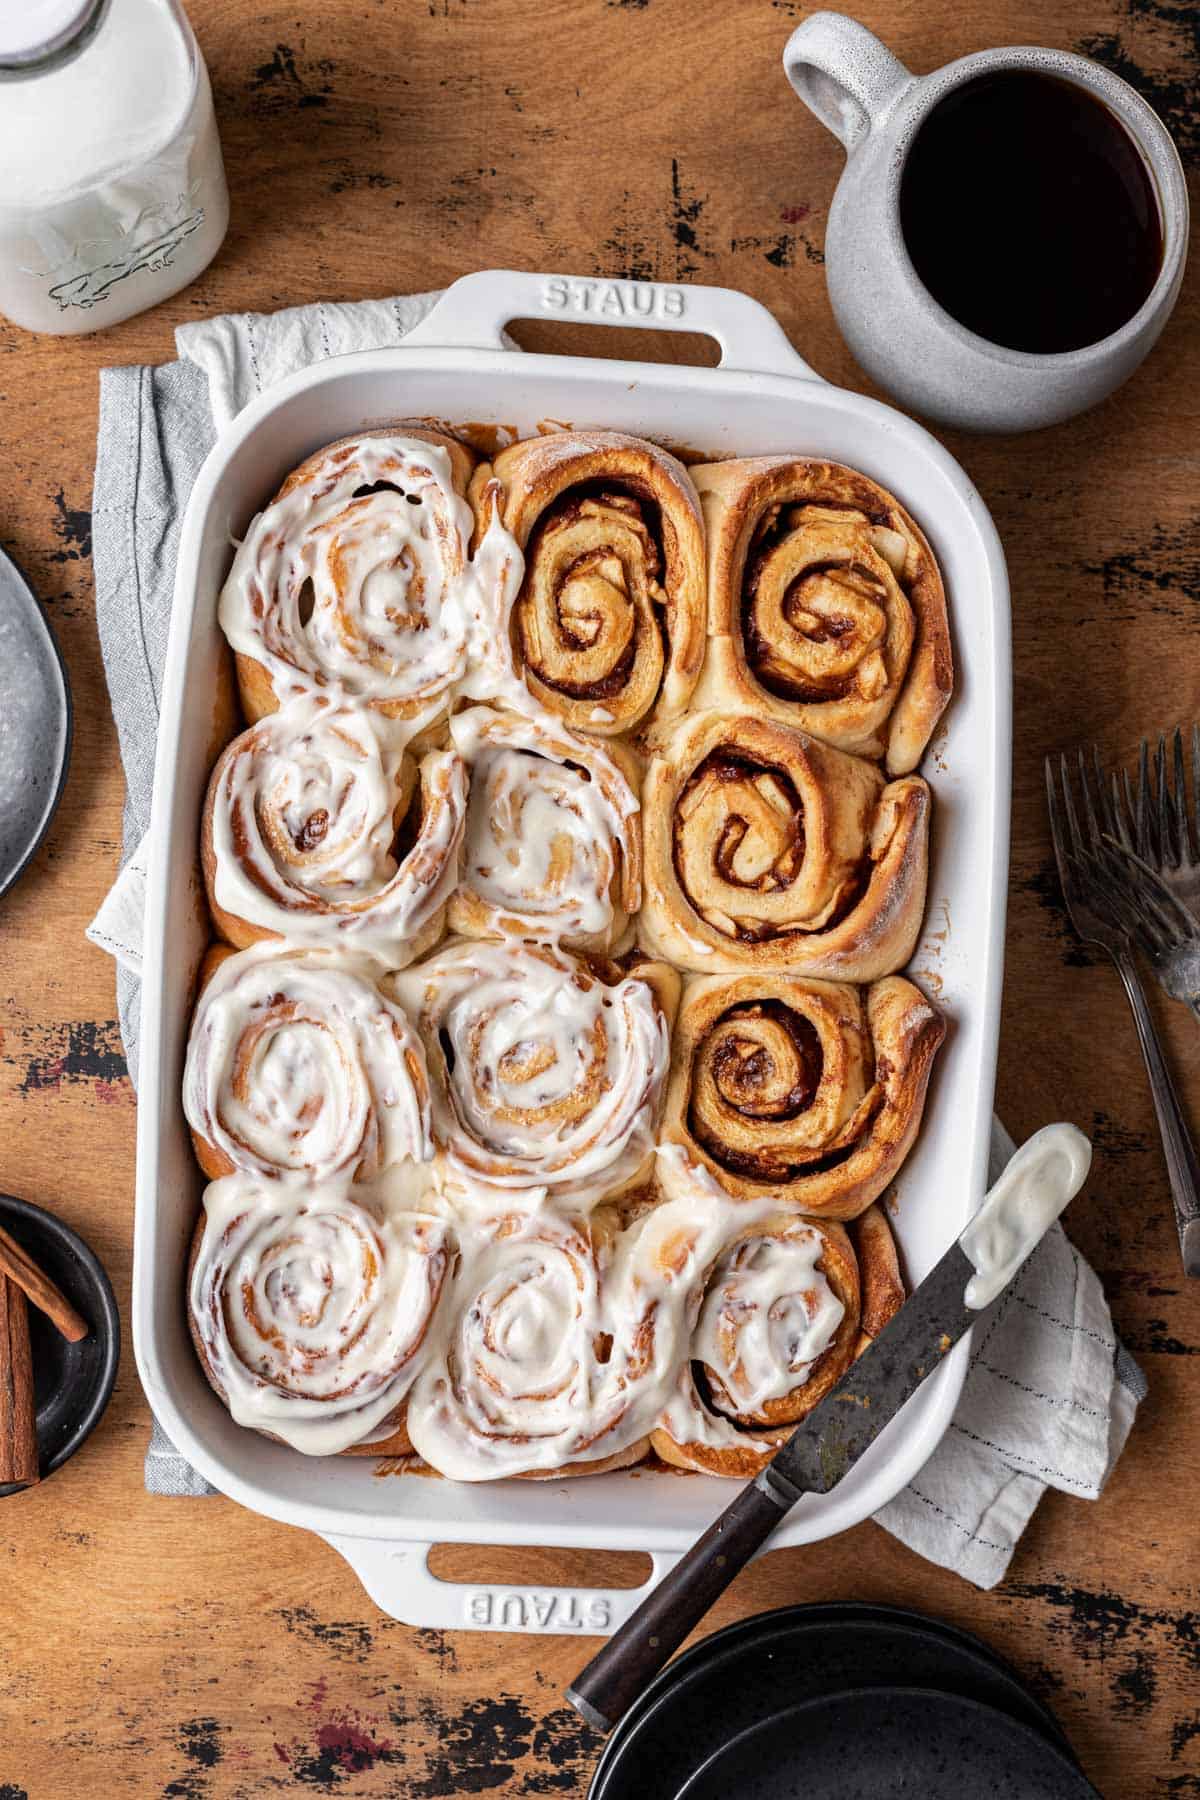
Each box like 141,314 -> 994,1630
479,430 -> 706,736
405,1210 -> 646,1480
184,944 -> 432,1183
652,1200 -> 876,1478
661,972 -> 945,1215
202,698 -> 466,966
392,940 -> 676,1203
446,705 -> 641,954
640,711 -> 930,979
217,429 -> 522,727
691,457 -> 952,773
189,1173 -> 449,1456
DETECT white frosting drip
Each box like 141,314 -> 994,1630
190,1173 -> 449,1456
210,699 -> 467,964
217,437 -> 526,718
692,1229 -> 844,1413
394,939 -> 669,1203
449,705 -> 639,944
960,1122 -> 1092,1309
183,944 -> 432,1180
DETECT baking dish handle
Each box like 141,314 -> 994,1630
320,1533 -> 683,1635
400,268 -> 823,381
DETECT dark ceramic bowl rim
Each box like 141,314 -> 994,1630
0,557 -> 73,901
589,1601 -> 1072,1797
676,1684 -> 1100,1800
0,1192 -> 119,1488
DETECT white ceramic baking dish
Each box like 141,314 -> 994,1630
134,269 -> 1011,1633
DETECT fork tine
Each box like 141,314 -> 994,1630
1076,748 -> 1104,846
1110,772 -> 1134,850
1157,732 -> 1178,868
1093,747 -> 1118,837
1120,767 -> 1138,850
1171,726 -> 1192,866
1059,753 -> 1084,855
1136,738 -> 1153,860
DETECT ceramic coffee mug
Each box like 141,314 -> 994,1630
783,13 -> 1189,432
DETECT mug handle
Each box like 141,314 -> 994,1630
783,12 -> 915,152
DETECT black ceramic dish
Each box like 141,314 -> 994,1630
0,1193 -> 119,1497
0,547 -> 73,900
676,1687 -> 1100,1800
589,1602 -> 1075,1800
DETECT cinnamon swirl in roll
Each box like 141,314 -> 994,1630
649,1171 -> 902,1477
447,705 -> 641,955
640,711 -> 930,979
479,430 -> 706,736
405,1209 -> 648,1480
661,971 -> 945,1215
184,943 -> 432,1183
691,457 -> 951,773
392,939 -> 676,1204
189,1172 -> 449,1456
218,429 -> 521,728
202,700 -> 466,966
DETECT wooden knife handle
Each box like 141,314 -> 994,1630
0,1275 -> 40,1489
566,1477 -> 787,1733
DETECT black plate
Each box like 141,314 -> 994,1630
0,1193 -> 119,1497
590,1603 -> 1073,1800
676,1687 -> 1099,1800
0,547 -> 73,900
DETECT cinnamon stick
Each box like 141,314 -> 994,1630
0,1222 -> 87,1343
0,1276 -> 40,1488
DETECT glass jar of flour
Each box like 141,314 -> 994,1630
0,0 -> 229,333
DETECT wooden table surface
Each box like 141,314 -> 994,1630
1,0 -> 1197,1793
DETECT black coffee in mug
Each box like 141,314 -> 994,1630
899,71 -> 1163,354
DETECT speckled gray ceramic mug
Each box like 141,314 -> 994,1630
783,13 -> 1189,432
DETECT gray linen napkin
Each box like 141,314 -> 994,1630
88,293 -> 1145,1588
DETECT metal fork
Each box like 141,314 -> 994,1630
1109,725 -> 1200,917
1046,752 -> 1200,1276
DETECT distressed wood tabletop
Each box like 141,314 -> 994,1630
0,0 -> 1197,1793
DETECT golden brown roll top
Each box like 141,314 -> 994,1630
661,971 -> 945,1216
640,711 -> 930,979
690,456 -> 952,773
478,429 -> 707,736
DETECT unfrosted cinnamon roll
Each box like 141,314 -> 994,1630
660,972 -> 945,1215
392,939 -> 676,1203
217,429 -> 521,728
691,457 -> 952,773
446,705 -> 641,954
188,1172 -> 449,1456
640,711 -> 930,978
405,1210 -> 647,1480
202,699 -> 466,966
184,944 -> 432,1183
649,1179 -> 904,1477
479,430 -> 706,736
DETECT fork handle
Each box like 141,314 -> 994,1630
1115,951 -> 1200,1276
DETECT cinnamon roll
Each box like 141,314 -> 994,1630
446,705 -> 641,954
217,429 -> 522,728
202,699 -> 466,966
184,944 -> 432,1183
479,430 -> 706,736
691,457 -> 952,773
650,1189 -> 894,1477
189,1173 -> 449,1456
660,971 -> 945,1215
392,940 -> 676,1203
640,711 -> 930,979
405,1210 -> 647,1480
